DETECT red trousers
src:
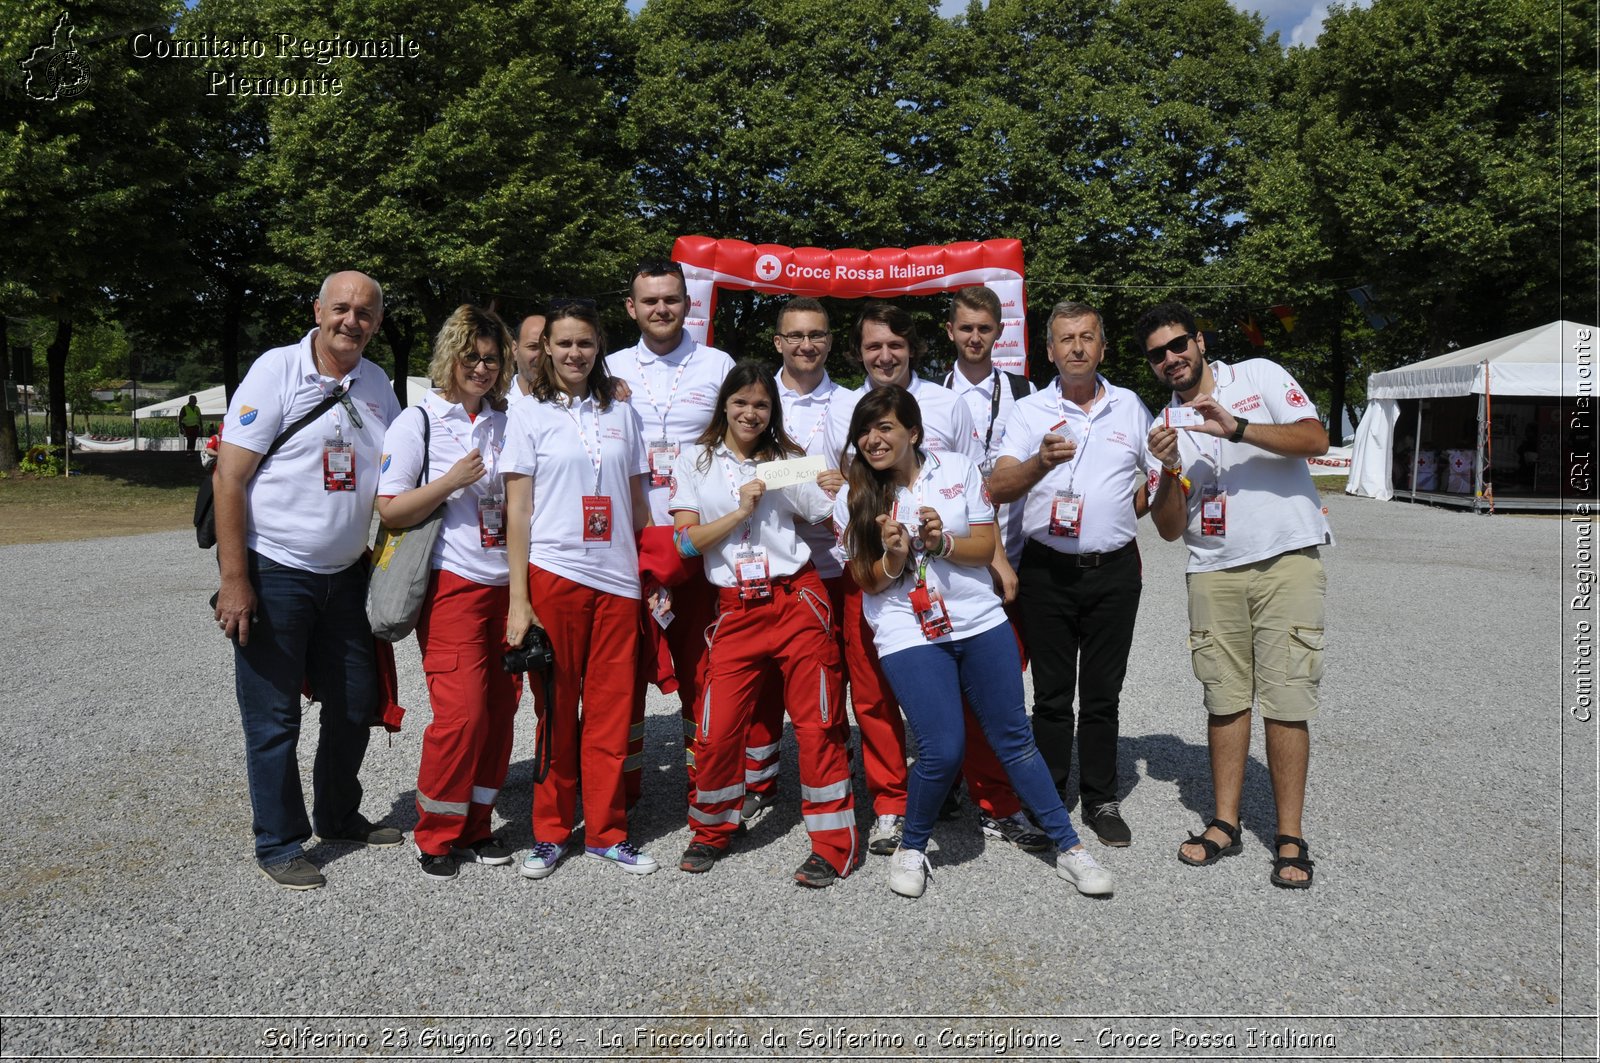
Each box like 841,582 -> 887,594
841,573 -> 1023,820
690,567 -> 856,874
743,576 -> 845,801
628,570 -> 716,806
528,566 -> 639,849
413,571 -> 521,856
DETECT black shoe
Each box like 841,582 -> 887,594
793,852 -> 840,888
741,789 -> 776,827
979,811 -> 1051,852
451,836 -> 515,865
317,814 -> 404,847
258,856 -> 325,891
938,786 -> 963,820
1083,801 -> 1132,847
679,842 -> 725,874
418,852 -> 458,881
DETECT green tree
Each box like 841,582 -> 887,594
931,0 -> 1283,390
0,1 -> 193,458
623,0 -> 952,357
193,0 -> 642,400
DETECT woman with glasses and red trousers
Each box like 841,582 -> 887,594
834,385 -> 1115,899
376,305 -> 521,881
670,362 -> 856,886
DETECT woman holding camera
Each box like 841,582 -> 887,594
669,362 -> 855,887
502,302 -> 655,879
834,386 -> 1114,899
376,305 -> 521,881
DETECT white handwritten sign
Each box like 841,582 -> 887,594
755,455 -> 826,490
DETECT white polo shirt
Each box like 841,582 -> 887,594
944,366 -> 1035,565
832,452 -> 1008,659
823,374 -> 984,472
779,371 -> 844,579
377,391 -> 508,587
999,376 -> 1155,555
504,375 -> 535,410
224,330 -> 401,573
605,334 -> 735,524
501,393 -> 649,599
668,443 -> 833,589
1169,359 -> 1333,573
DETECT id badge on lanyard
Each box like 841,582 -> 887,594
735,545 -> 771,601
1049,490 -> 1083,538
323,431 -> 355,492
582,495 -> 613,548
909,578 -> 953,640
478,494 -> 505,548
648,439 -> 679,487
1200,484 -> 1226,537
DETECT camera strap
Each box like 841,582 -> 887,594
531,669 -> 555,784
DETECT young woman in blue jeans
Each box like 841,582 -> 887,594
833,385 -> 1114,898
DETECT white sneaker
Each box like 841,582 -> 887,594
868,813 -> 904,856
887,847 -> 930,898
1056,845 -> 1114,896
518,841 -> 566,880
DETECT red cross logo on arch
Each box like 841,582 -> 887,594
754,254 -> 782,282
1286,387 -> 1309,408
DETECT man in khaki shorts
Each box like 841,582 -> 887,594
1138,301 -> 1332,889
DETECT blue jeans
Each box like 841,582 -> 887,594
879,622 -> 1082,853
235,551 -> 378,864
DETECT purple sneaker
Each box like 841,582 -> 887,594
585,840 -> 659,875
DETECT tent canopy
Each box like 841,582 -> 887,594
1349,320 -> 1595,503
1366,320 -> 1589,400
133,377 -> 439,420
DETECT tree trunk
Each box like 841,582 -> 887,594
0,315 -> 19,472
221,279 -> 243,403
1328,308 -> 1347,444
47,315 -> 72,448
381,315 -> 414,408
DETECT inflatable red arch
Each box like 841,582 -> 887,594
671,236 -> 1029,375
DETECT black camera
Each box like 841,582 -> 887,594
502,624 -> 556,675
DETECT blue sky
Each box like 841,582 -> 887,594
622,1 -> 1370,48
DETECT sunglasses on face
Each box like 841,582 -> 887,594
461,354 -> 502,369
1145,333 -> 1195,362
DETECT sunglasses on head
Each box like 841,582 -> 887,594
634,258 -> 684,278
1145,333 -> 1194,361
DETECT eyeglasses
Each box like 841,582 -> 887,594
1145,333 -> 1194,362
461,354 -> 502,369
777,331 -> 831,345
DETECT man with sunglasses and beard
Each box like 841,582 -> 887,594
1136,301 -> 1331,890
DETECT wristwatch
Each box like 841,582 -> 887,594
1228,416 -> 1249,443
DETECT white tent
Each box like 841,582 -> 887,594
1348,320 -> 1594,503
133,377 -> 438,421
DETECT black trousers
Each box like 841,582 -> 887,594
1017,539 -> 1142,809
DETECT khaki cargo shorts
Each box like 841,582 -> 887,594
1185,548 -> 1326,721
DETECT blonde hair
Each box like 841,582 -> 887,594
428,304 -> 513,411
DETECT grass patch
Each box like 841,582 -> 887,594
1313,475 -> 1350,495
0,452 -> 200,545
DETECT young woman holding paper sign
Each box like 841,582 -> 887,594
667,362 -> 856,886
835,385 -> 1114,900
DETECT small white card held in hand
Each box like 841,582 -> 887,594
1164,406 -> 1206,429
754,455 -> 826,489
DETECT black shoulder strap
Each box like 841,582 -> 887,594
419,407 -> 430,487
261,387 -> 345,461
1004,371 -> 1030,403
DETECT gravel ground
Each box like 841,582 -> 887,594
1,492 -> 1594,1061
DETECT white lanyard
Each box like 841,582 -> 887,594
1055,391 -> 1096,496
718,449 -> 758,544
431,404 -> 500,494
638,350 -> 692,439
561,396 -> 605,495
793,389 -> 833,453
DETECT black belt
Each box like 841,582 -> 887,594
1025,538 -> 1138,569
